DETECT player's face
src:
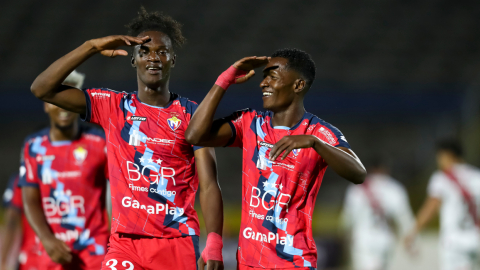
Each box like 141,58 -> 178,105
260,58 -> 299,111
132,31 -> 176,89
436,150 -> 457,170
44,103 -> 79,130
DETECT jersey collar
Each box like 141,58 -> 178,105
268,111 -> 311,131
133,92 -> 179,109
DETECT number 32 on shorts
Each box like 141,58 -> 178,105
106,259 -> 134,270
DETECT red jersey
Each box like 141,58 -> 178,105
226,109 -> 350,269
82,89 -> 202,238
3,174 -> 41,269
19,127 -> 109,255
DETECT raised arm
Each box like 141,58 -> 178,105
269,136 -> 366,184
22,186 -> 72,264
31,35 -> 149,114
195,147 -> 224,270
185,56 -> 268,147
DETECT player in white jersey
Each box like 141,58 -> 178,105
342,159 -> 414,270
405,140 -> 480,270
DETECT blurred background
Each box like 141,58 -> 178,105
1,0 -> 480,269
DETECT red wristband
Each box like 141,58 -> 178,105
215,66 -> 247,90
201,232 -> 223,262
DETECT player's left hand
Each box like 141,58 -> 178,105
197,257 -> 224,270
269,135 -> 317,161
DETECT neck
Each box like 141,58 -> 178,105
49,121 -> 79,142
271,101 -> 305,128
137,77 -> 172,107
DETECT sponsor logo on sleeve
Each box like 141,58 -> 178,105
91,92 -> 110,98
319,127 -> 337,145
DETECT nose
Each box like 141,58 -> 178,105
147,51 -> 160,62
260,77 -> 269,88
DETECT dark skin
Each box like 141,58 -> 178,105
31,31 -> 224,270
22,102 -> 80,265
0,207 -> 22,270
185,56 -> 366,184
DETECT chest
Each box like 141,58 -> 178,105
121,101 -> 193,157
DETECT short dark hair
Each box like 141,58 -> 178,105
126,7 -> 186,50
271,48 -> 316,89
436,139 -> 463,158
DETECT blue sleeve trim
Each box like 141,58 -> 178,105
18,178 -> 39,188
80,89 -> 92,123
225,121 -> 237,147
193,146 -> 204,151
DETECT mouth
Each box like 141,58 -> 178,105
146,66 -> 162,75
262,91 -> 273,98
58,111 -> 72,121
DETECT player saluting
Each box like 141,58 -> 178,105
186,49 -> 366,269
30,8 -> 224,270
21,70 -> 109,270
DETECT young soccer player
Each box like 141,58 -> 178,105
405,140 -> 480,270
1,173 -> 40,270
342,159 -> 414,270
185,50 -> 366,269
20,70 -> 110,270
30,8 -> 224,270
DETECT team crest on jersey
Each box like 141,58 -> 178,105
292,149 -> 301,156
73,147 -> 88,164
167,116 -> 182,131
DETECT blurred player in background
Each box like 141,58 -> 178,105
405,140 -> 480,270
20,70 -> 111,270
29,8 -> 224,270
1,174 -> 40,270
186,50 -> 366,269
342,158 -> 414,270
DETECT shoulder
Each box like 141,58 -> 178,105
23,128 -> 49,147
81,125 -> 106,141
308,113 -> 350,147
173,95 -> 200,115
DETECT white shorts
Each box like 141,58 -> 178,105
441,247 -> 479,270
351,248 -> 391,270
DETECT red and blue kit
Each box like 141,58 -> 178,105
82,89 -> 201,268
18,126 -> 109,268
225,109 -> 350,269
3,174 -> 40,270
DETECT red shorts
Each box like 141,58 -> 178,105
101,233 -> 200,270
38,248 -> 105,270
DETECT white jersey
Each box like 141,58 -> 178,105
342,173 -> 414,250
427,163 -> 480,250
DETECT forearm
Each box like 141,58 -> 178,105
412,198 -> 440,234
312,138 -> 366,184
22,188 -> 55,242
200,182 -> 224,236
1,209 -> 21,265
186,85 -> 226,145
31,41 -> 97,100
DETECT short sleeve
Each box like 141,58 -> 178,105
427,172 -> 444,199
182,98 -> 204,151
18,142 -> 40,188
81,88 -> 120,127
2,174 -> 19,209
222,108 -> 255,148
314,121 -> 351,149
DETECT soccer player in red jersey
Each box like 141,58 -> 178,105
185,49 -> 367,269
1,174 -> 41,270
20,70 -> 110,270
30,8 -> 224,270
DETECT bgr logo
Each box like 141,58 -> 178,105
127,116 -> 147,122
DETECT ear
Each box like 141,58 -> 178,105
293,79 -> 306,94
171,54 -> 176,68
131,55 -> 136,68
